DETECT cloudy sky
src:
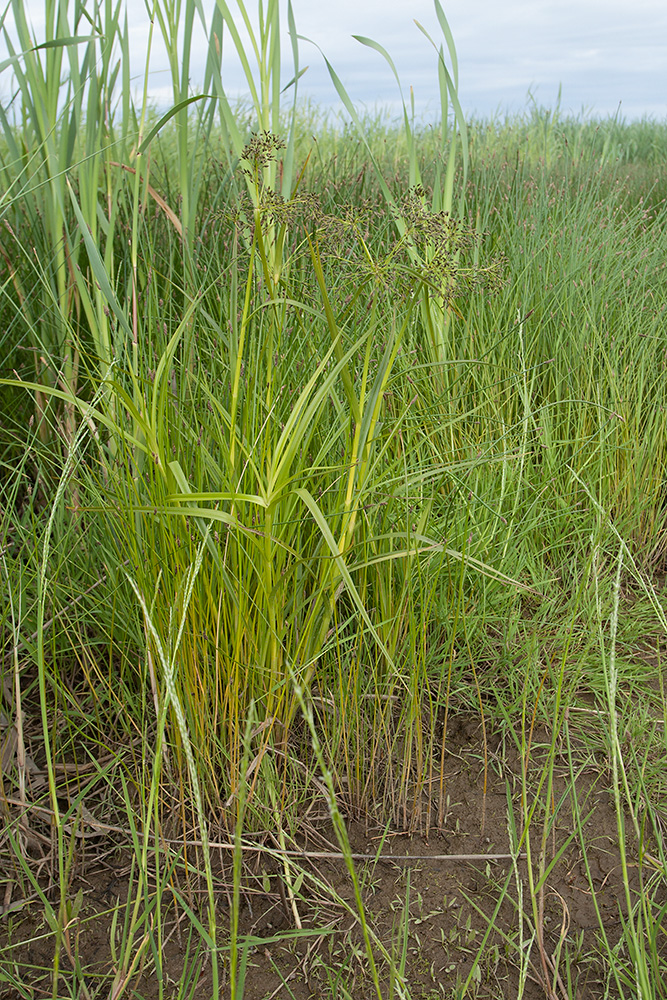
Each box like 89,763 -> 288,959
3,0 -> 666,121
289,0 -> 667,120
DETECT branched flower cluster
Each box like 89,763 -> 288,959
240,131 -> 286,171
231,135 -> 506,305
258,187 -> 320,227
312,186 -> 507,304
233,131 -> 320,231
395,186 -> 506,301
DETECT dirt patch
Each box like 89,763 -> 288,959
1,714 -> 662,999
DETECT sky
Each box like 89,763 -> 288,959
289,0 -> 667,120
2,0 -> 666,122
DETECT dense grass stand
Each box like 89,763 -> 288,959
1,1 -> 666,997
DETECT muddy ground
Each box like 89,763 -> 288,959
2,707 -> 658,1000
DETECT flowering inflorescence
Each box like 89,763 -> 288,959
231,134 -> 506,306
240,130 -> 286,171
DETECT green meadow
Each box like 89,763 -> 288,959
1,1 -> 667,997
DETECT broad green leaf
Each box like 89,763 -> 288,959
137,94 -> 215,154
296,487 -> 395,668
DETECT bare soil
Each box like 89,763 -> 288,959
0,712 -> 660,999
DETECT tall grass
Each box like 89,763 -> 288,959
1,1 -> 667,997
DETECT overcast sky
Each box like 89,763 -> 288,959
289,0 -> 667,120
2,1 -> 666,121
